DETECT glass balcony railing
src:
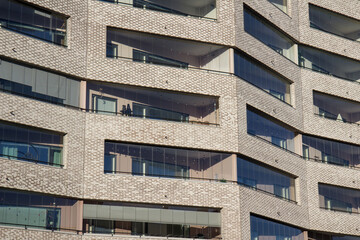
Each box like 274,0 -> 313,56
0,0 -> 67,46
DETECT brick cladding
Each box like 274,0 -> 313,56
0,0 -> 359,239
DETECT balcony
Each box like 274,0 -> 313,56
251,215 -> 304,240
106,28 -> 231,74
247,107 -> 296,152
104,141 -> 235,182
244,5 -> 298,63
237,157 -> 296,202
0,122 -> 63,167
309,4 -> 360,42
0,188 -> 81,232
234,51 -> 292,104
0,58 -> 80,108
87,81 -> 219,125
100,0 -> 216,20
0,0 -> 67,46
298,45 -> 360,82
319,184 -> 360,214
313,91 -> 360,124
302,135 -> 360,168
83,201 -> 221,239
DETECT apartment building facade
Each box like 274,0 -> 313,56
0,0 -> 359,239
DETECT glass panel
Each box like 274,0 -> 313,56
0,188 -> 79,231
0,0 -> 67,46
106,28 -> 230,73
234,52 -> 291,104
237,157 -> 295,201
104,141 -> 233,181
87,81 -> 218,125
268,0 -> 287,14
250,215 -> 304,240
298,45 -> 360,82
0,122 -> 63,166
309,231 -> 360,240
318,184 -> 360,214
313,92 -> 360,124
302,135 -> 360,167
247,108 -> 295,151
309,4 -> 360,42
0,59 -> 80,107
244,6 -> 296,63
83,201 -> 221,239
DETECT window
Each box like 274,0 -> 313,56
302,135 -> 360,167
0,0 -> 67,46
309,4 -> 360,42
0,59 -> 80,107
106,28 -> 231,73
250,215 -> 304,240
234,52 -> 292,104
298,46 -> 360,82
318,184 -> 360,214
0,122 -> 64,167
247,108 -> 295,151
83,201 -> 221,239
237,157 -> 296,201
0,188 -> 80,231
268,0 -> 288,14
104,141 -> 234,182
313,92 -> 360,124
244,5 -> 297,63
87,81 -> 218,125
99,0 -> 217,20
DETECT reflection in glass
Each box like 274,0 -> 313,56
302,135 -> 360,167
234,52 -> 291,104
247,108 -> 295,151
309,4 -> 360,42
106,28 -> 231,73
244,6 -> 297,63
250,215 -> 304,240
104,141 -> 233,181
0,122 -> 63,166
0,0 -> 67,46
313,92 -> 360,123
87,82 -> 218,125
318,184 -> 360,214
0,188 -> 80,231
237,157 -> 296,201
